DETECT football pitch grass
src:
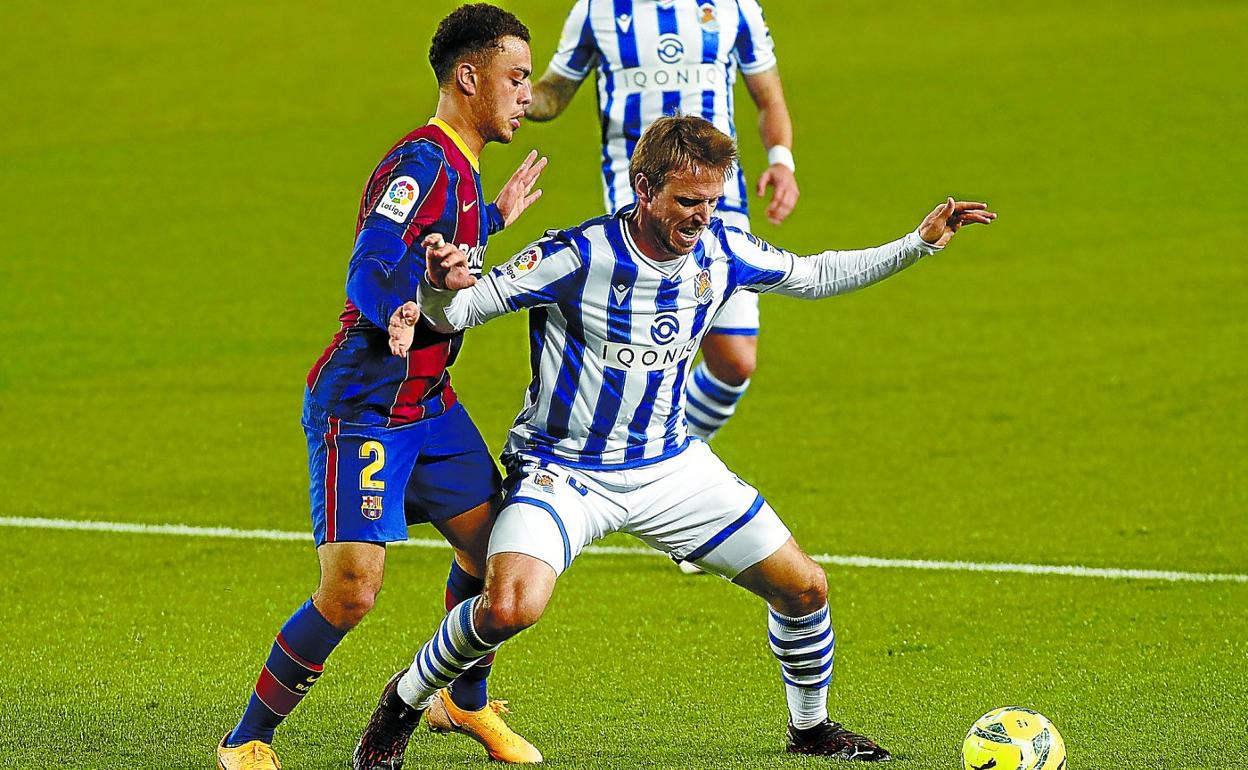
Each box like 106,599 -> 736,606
2,1 -> 1245,767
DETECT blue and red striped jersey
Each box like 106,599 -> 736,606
306,118 -> 502,426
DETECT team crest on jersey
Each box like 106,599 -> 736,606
501,247 -> 541,280
534,473 -> 555,493
698,3 -> 720,32
694,269 -> 714,304
375,176 -> 419,223
360,495 -> 384,520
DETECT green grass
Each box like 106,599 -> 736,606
1,0 -> 1246,767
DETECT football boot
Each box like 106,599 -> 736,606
786,719 -> 892,761
352,670 -> 425,770
216,735 -> 281,770
425,687 -> 543,763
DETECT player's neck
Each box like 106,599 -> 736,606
626,210 -> 680,263
433,101 -> 486,157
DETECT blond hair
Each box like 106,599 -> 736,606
629,115 -> 738,193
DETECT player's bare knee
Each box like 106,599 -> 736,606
478,586 -> 546,642
772,564 -> 828,617
316,570 -> 383,629
706,352 -> 755,386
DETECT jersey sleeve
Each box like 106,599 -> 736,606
719,225 -> 942,300
546,0 -> 599,81
418,233 -> 586,332
345,143 -> 448,328
732,0 -> 778,75
358,142 -> 449,245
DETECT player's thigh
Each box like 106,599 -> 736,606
315,541 -> 387,597
488,460 -> 624,577
625,442 -> 790,580
303,394 -> 424,546
732,537 -> 828,615
404,402 -> 502,529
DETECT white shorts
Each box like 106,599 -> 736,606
490,442 -> 791,579
709,210 -> 760,334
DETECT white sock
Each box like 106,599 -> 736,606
768,604 -> 833,729
398,597 -> 498,709
685,362 -> 749,440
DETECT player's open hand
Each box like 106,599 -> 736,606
422,233 -> 478,291
757,164 -> 799,225
494,149 -> 548,228
388,301 -> 420,358
918,197 -> 996,248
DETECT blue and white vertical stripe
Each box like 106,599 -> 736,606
547,0 -> 778,215
500,211 -> 736,469
489,213 -> 802,469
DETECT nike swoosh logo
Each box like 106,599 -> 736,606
617,13 -> 632,32
971,760 -> 998,770
461,199 -> 477,212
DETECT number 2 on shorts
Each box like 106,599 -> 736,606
359,441 -> 386,491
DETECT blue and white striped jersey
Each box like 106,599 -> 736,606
547,0 -> 777,216
419,209 -> 940,470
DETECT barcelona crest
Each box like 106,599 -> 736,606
360,494 -> 384,521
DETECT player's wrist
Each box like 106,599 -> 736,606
767,145 -> 796,173
486,202 -> 506,234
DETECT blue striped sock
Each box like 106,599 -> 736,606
685,362 -> 749,440
227,598 -> 346,746
445,561 -> 492,711
397,597 -> 499,709
768,604 -> 834,729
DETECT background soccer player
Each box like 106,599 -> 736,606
366,116 -> 994,763
217,6 -> 546,770
526,0 -> 799,442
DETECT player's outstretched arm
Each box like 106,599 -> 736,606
741,198 -> 996,300
493,149 -> 548,228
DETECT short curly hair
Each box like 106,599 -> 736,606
429,4 -> 531,86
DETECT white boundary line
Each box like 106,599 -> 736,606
2,515 -> 1245,584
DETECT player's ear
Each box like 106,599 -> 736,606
455,61 -> 478,96
635,174 -> 651,205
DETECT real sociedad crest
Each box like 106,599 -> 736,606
694,269 -> 714,304
698,3 -> 719,32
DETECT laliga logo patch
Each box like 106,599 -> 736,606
375,176 -> 420,223
694,269 -> 714,304
501,247 -> 541,280
698,3 -> 719,32
360,494 -> 384,521
650,312 -> 681,344
656,34 -> 685,64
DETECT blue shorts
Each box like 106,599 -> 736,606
303,393 -> 501,546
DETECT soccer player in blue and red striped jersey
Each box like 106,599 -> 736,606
217,6 -> 547,770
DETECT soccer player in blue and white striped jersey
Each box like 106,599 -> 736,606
527,0 -> 801,442
356,116 -> 995,763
